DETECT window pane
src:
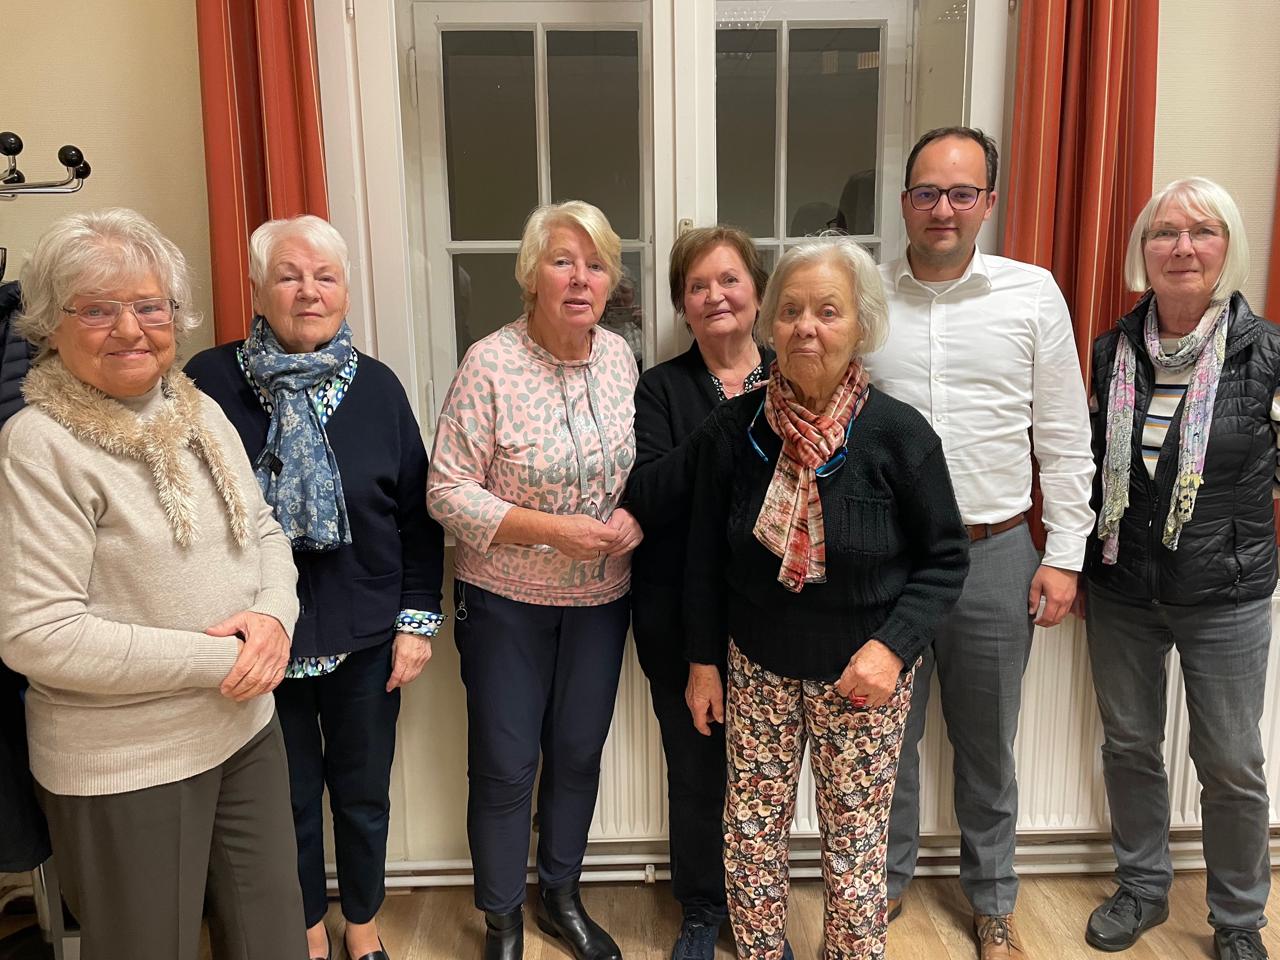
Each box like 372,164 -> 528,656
443,32 -> 538,240
717,29 -> 778,238
786,29 -> 881,238
600,251 -> 644,369
452,253 -> 521,362
548,32 -> 641,239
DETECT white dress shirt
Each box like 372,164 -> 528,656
864,249 -> 1096,571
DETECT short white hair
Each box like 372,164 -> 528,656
17,208 -> 201,356
759,236 -> 889,356
514,201 -> 623,314
1124,177 -> 1249,299
248,215 -> 351,289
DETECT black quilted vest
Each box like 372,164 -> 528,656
1085,291 -> 1280,605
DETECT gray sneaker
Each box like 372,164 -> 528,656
1215,927 -> 1268,960
1084,887 -> 1168,951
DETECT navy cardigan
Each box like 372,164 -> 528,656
185,342 -> 445,659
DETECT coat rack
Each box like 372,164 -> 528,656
0,131 -> 93,283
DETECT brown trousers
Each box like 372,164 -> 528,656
37,714 -> 307,960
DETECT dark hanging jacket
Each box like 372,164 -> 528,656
0,280 -> 52,871
1085,290 -> 1280,606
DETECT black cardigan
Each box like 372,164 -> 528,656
625,341 -> 773,684
684,387 -> 970,681
184,342 -> 445,658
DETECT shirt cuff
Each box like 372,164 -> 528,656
1041,531 -> 1087,572
396,609 -> 447,637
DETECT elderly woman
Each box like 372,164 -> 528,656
1082,178 -> 1279,960
684,237 -> 969,960
0,209 -> 305,957
186,215 -> 445,960
428,200 -> 641,960
625,225 -> 772,959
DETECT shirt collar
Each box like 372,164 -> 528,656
891,246 -> 992,296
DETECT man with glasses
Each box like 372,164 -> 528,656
863,127 -> 1094,960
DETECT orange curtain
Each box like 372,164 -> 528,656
1002,0 -> 1158,549
196,0 -> 329,344
1003,0 -> 1159,385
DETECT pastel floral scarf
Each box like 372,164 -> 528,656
753,360 -> 869,592
242,316 -> 354,551
1097,297 -> 1228,563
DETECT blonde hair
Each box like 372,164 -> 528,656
759,236 -> 889,356
17,208 -> 201,357
1124,177 -> 1249,299
514,201 -> 623,314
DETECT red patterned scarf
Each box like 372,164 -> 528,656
753,360 -> 869,592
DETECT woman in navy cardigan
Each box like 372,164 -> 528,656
186,216 -> 445,960
625,225 -> 773,960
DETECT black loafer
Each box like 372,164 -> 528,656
349,939 -> 390,960
486,908 -> 525,960
535,883 -> 622,960
1085,887 -> 1168,951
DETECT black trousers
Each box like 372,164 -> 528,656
646,669 -> 729,923
455,581 -> 629,913
37,716 -> 305,960
274,639 -> 400,928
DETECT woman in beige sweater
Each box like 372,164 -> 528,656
0,209 -> 307,959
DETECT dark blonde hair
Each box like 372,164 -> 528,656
668,225 -> 769,316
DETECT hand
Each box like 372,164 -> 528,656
387,632 -> 433,692
685,663 -> 724,736
1028,564 -> 1078,627
1069,581 -> 1087,621
601,508 -> 644,556
208,611 -> 291,702
834,639 -> 903,709
550,514 -> 621,560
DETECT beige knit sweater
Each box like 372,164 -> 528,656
0,376 -> 299,797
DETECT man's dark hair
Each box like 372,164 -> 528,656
904,126 -> 999,191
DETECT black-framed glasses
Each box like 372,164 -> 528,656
60,298 -> 179,328
748,398 -> 852,477
905,184 -> 989,211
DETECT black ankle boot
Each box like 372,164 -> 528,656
535,883 -> 622,960
484,909 -> 524,960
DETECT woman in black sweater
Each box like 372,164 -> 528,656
626,225 -> 773,960
684,237 -> 969,960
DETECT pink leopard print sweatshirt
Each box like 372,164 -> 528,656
427,317 -> 638,606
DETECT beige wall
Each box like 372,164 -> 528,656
2,1 -> 214,358
1153,0 -> 1280,310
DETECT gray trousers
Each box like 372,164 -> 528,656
886,524 -> 1039,916
1087,584 -> 1272,930
37,715 -> 307,960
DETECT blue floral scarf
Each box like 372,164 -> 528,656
242,316 -> 353,551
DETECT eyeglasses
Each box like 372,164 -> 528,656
905,184 -> 989,211
60,298 -> 179,328
748,398 -> 852,477
1143,222 -> 1226,251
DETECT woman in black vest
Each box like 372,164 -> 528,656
625,226 -> 772,960
1082,178 -> 1280,960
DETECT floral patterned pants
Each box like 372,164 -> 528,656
724,641 -> 917,960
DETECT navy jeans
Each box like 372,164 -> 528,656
1087,584 -> 1272,930
455,581 -> 629,913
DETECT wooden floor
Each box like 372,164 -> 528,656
4,872 -> 1279,958
307,872 -> 1280,959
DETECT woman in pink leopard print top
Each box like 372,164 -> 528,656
427,200 -> 641,960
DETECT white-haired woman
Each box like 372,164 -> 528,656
186,215 -> 446,960
428,200 -> 641,960
1082,178 -> 1279,960
683,237 -> 968,959
0,209 -> 306,957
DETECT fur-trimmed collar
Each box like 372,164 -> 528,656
21,357 -> 250,547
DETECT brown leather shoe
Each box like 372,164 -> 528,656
973,914 -> 1026,959
887,898 -> 903,923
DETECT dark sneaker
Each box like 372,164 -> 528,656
1085,887 -> 1169,951
670,918 -> 718,960
1215,927 -> 1268,960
